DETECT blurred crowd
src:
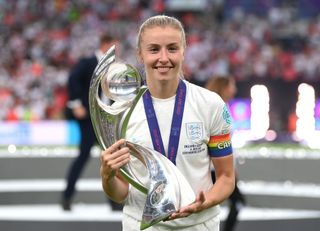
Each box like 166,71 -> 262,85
1,0 -> 320,121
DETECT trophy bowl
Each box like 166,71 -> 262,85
100,62 -> 141,102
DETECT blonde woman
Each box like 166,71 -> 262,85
100,15 -> 235,231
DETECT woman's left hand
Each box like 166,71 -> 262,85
166,191 -> 207,220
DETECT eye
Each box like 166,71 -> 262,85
168,46 -> 179,53
150,48 -> 159,53
147,46 -> 159,53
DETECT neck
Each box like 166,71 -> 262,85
147,79 -> 180,99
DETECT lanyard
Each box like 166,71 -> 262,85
143,80 -> 186,165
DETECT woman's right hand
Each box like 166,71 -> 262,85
100,139 -> 131,182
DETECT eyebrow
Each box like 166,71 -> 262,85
146,42 -> 180,47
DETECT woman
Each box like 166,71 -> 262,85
100,15 -> 235,231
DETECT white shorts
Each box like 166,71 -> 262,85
122,213 -> 220,231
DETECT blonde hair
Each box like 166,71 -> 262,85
137,15 -> 187,52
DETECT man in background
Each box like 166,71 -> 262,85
62,34 -> 122,211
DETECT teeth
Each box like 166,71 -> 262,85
157,67 -> 170,72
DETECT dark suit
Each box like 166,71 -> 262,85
63,54 -> 122,211
63,55 -> 97,201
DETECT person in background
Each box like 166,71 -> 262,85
99,15 -> 235,230
205,76 -> 237,103
205,76 -> 246,231
61,34 -> 122,211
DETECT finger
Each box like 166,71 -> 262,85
178,205 -> 195,214
108,152 -> 130,169
100,151 -> 130,180
103,147 -> 130,166
102,145 -> 129,161
105,139 -> 126,153
167,211 -> 190,220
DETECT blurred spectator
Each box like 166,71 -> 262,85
0,1 -> 319,133
61,34 -> 122,211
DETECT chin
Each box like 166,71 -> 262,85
156,76 -> 176,82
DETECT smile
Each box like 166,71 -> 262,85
154,66 -> 172,72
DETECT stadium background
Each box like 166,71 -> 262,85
1,0 -> 320,230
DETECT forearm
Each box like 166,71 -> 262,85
205,155 -> 235,208
101,172 -> 129,203
100,139 -> 131,203
204,172 -> 235,208
167,159 -> 235,220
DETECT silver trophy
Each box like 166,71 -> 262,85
89,46 -> 195,230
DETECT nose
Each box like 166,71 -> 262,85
159,49 -> 169,63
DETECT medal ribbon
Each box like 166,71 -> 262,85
143,80 -> 186,165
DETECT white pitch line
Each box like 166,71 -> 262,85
236,207 -> 320,221
238,181 -> 320,198
0,205 -> 319,221
0,179 -> 102,192
0,179 -> 320,199
0,204 -> 122,221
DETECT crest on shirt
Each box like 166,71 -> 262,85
223,104 -> 232,125
186,122 -> 203,141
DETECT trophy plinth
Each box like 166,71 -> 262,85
89,46 -> 195,230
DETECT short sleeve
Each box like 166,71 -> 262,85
208,103 -> 233,157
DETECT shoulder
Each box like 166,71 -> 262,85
79,56 -> 98,65
184,80 -> 224,107
72,56 -> 98,72
73,55 -> 97,66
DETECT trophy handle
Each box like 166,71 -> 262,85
89,45 -> 150,193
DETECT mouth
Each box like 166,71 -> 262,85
154,66 -> 172,73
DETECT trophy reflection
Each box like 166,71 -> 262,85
89,46 -> 195,230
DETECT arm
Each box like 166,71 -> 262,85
66,59 -> 89,119
204,101 -> 235,206
100,139 -> 130,203
169,99 -> 235,219
168,154 -> 235,219
67,59 -> 87,102
205,155 -> 235,206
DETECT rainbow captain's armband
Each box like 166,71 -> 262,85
208,134 -> 233,157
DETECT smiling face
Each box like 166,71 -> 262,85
138,26 -> 185,84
